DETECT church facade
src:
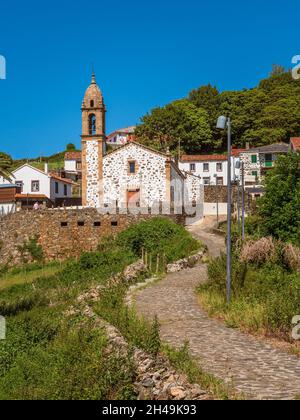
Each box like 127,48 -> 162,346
81,74 -> 203,211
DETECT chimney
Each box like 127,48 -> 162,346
246,142 -> 250,150
44,163 -> 48,174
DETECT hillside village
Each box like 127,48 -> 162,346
1,70 -> 300,402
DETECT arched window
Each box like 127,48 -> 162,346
89,114 -> 96,135
90,100 -> 94,108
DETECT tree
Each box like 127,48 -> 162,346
135,100 -> 213,154
0,152 -> 13,181
66,143 -> 76,152
259,153 -> 300,244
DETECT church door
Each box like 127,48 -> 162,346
127,189 -> 140,208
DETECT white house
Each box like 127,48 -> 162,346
64,151 -> 82,181
179,153 -> 242,186
1,164 -> 73,203
106,126 -> 136,148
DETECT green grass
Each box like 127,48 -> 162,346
163,343 -> 243,400
0,217 -> 204,400
0,264 -> 63,291
198,254 -> 300,342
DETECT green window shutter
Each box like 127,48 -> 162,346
251,155 -> 257,164
252,171 -> 258,177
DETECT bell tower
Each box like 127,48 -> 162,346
81,72 -> 106,207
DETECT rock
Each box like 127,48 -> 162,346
142,378 -> 155,388
169,386 -> 186,399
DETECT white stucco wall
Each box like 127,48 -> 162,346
13,166 -> 50,198
0,203 -> 16,216
50,179 -> 72,200
64,160 -> 77,172
204,202 -> 228,216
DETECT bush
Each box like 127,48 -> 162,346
240,237 -> 277,266
283,244 -> 300,272
117,217 -> 200,262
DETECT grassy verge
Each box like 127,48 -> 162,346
198,254 -> 300,349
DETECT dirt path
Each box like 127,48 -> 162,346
133,220 -> 300,400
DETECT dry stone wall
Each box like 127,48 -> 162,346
0,209 -> 186,266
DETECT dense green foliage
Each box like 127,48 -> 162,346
0,152 -> 13,180
0,218 -> 200,400
136,67 -> 300,154
258,153 -> 300,244
117,217 -> 200,262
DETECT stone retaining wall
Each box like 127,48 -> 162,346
0,209 -> 186,266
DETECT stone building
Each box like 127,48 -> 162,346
81,74 -> 203,211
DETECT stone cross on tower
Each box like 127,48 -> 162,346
81,73 -> 106,207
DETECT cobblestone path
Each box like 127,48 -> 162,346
134,222 -> 300,400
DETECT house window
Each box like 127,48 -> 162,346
251,155 -> 257,164
55,182 -> 59,194
217,177 -> 224,186
64,184 -> 68,196
190,163 -> 196,172
31,181 -> 40,192
203,177 -> 210,185
216,163 -> 223,172
16,181 -> 23,192
265,154 -> 273,167
128,161 -> 136,174
89,114 -> 96,135
203,163 -> 209,172
76,162 -> 82,170
252,171 -> 258,178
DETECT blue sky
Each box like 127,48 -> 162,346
0,0 -> 299,159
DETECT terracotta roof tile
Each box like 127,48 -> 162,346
181,155 -> 228,162
291,138 -> 300,151
65,152 -> 82,161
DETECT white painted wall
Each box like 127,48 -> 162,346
50,179 -> 72,200
64,160 -> 77,172
13,165 -> 50,197
179,157 -> 241,186
204,202 -> 228,216
0,203 -> 16,215
12,165 -> 72,200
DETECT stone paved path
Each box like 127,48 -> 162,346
134,221 -> 300,400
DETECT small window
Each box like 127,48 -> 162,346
190,163 -> 196,172
16,181 -> 23,192
90,100 -> 94,108
61,222 -> 68,227
77,221 -> 84,227
55,182 -> 59,194
216,163 -> 223,172
64,184 -> 68,196
31,180 -> 40,192
94,221 -> 101,227
203,163 -> 209,172
251,155 -> 257,164
217,177 -> 224,186
129,161 -> 136,174
111,221 -> 118,227
203,177 -> 210,185
252,171 -> 258,178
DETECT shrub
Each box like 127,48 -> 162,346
283,244 -> 300,272
240,237 -> 277,266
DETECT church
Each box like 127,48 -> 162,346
81,74 -> 203,210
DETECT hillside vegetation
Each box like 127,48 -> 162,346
136,66 -> 300,154
0,218 -> 202,400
